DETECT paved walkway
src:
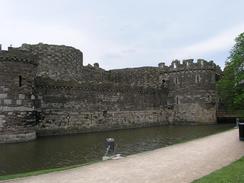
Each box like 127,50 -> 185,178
2,129 -> 244,183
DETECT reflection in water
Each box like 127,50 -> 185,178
0,124 -> 233,175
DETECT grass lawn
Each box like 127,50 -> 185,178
0,160 -> 99,181
193,157 -> 244,183
0,165 -> 79,181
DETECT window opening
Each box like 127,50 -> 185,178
19,76 -> 22,87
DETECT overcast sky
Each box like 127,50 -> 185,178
0,0 -> 244,70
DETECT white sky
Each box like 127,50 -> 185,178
0,0 -> 244,70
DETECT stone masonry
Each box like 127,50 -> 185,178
0,43 -> 222,142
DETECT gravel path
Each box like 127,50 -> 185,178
2,129 -> 244,183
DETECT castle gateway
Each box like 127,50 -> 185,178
0,43 -> 221,143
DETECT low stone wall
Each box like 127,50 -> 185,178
35,104 -> 216,136
172,103 -> 216,124
0,130 -> 36,143
37,110 -> 170,136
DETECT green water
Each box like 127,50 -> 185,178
0,124 -> 234,176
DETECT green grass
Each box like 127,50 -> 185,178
0,160 -> 99,181
0,165 -> 79,181
193,157 -> 244,183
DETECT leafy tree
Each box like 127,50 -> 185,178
217,33 -> 244,116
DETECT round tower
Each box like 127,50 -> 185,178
19,43 -> 83,81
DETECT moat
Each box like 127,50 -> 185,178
0,124 -> 233,176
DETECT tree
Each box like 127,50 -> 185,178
217,33 -> 244,116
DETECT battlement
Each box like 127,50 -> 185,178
158,59 -> 221,73
0,48 -> 37,65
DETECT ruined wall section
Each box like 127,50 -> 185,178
31,61 -> 170,135
34,78 -> 168,135
108,67 -> 165,89
19,43 -> 84,81
0,49 -> 37,132
19,43 -> 109,83
78,65 -> 108,83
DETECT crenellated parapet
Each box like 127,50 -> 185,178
158,59 -> 222,108
158,59 -> 221,73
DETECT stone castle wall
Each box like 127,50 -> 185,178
34,77 -> 167,135
158,59 -> 220,122
0,49 -> 37,142
108,67 -> 164,88
0,43 -> 222,142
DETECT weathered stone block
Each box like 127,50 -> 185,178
16,100 -> 22,105
2,87 -> 9,92
0,94 -> 7,99
18,94 -> 25,100
4,99 -> 12,105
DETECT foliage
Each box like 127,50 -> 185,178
193,157 -> 244,183
217,33 -> 244,115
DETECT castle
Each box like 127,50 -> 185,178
0,43 -> 222,143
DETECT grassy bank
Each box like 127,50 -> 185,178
0,160 -> 99,181
0,165 -> 79,181
193,156 -> 244,183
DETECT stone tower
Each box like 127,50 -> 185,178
0,47 -> 37,132
158,59 -> 222,123
19,43 -> 83,81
